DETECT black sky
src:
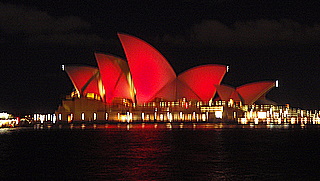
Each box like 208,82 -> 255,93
1,0 -> 320,115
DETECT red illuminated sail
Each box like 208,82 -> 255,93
152,79 -> 177,101
236,81 -> 275,105
178,65 -> 227,101
118,33 -> 176,104
215,84 -> 236,101
95,53 -> 135,103
65,65 -> 101,97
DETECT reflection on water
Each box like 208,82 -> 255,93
32,122 -> 320,130
1,124 -> 320,180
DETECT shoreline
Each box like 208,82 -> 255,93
12,121 -> 320,130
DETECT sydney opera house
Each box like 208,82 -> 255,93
55,33 -> 279,123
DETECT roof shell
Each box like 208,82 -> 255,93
118,33 -> 176,103
215,84 -> 236,101
95,53 -> 135,103
236,81 -> 275,105
65,65 -> 101,97
177,65 -> 227,101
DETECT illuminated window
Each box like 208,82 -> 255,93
67,114 -> 73,123
215,111 -> 223,119
34,114 -> 39,121
52,114 -> 56,123
86,93 -> 95,99
202,114 -> 206,121
40,115 -> 45,123
257,112 -> 267,119
167,112 -> 172,122
160,114 -> 164,121
187,114 -> 192,120
47,114 -> 51,121
93,112 -> 97,120
58,114 -> 62,120
105,112 -> 108,120
160,102 -> 166,107
81,113 -> 85,120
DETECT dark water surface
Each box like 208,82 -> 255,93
1,123 -> 320,180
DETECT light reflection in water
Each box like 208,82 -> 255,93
115,131 -> 171,180
2,125 -> 320,180
166,123 -> 172,130
39,122 -> 320,130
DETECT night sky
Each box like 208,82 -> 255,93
1,1 -> 320,115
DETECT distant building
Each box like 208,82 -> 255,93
0,112 -> 18,127
56,33 -> 276,123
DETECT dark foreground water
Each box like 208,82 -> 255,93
1,123 -> 320,180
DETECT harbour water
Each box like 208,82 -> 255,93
1,123 -> 320,180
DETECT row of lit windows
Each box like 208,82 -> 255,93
141,112 -> 210,122
141,101 -> 238,108
34,114 -> 57,123
56,111 -> 225,122
56,112 -> 109,122
80,112 -> 109,121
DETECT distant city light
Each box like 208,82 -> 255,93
275,80 -> 279,87
0,112 -> 9,119
61,65 -> 65,71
